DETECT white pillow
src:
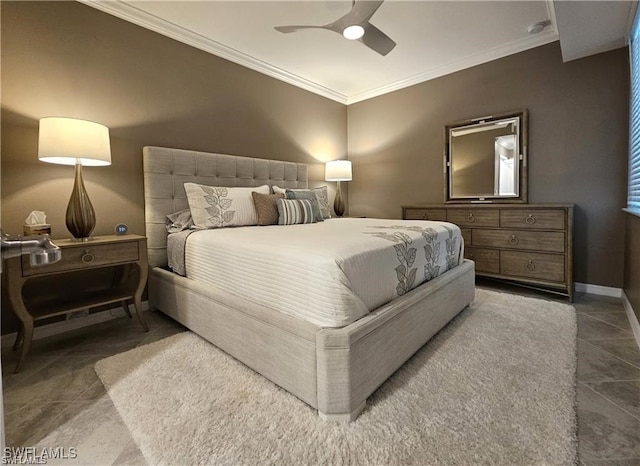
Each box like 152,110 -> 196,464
272,185 -> 287,194
184,183 -> 269,229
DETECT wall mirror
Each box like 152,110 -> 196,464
444,109 -> 528,203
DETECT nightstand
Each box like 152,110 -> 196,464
4,234 -> 149,373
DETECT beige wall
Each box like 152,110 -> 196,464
347,43 -> 629,288
0,1 -> 632,309
0,1 -> 346,333
1,1 -> 347,239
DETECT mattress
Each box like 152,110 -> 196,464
181,218 -> 464,328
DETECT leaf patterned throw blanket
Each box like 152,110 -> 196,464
171,218 -> 464,327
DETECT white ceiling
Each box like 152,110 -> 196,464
82,1 -> 636,105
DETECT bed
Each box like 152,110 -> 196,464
143,146 -> 475,421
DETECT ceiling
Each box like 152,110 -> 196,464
81,1 -> 636,105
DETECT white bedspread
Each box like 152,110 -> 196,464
184,218 -> 463,328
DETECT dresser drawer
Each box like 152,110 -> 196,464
22,241 -> 140,277
403,208 -> 447,221
465,247 -> 499,274
500,251 -> 565,283
472,229 -> 565,253
447,209 -> 499,227
460,228 -> 472,245
500,209 -> 565,230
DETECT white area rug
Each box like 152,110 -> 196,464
95,289 -> 578,465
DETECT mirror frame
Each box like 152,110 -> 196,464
444,109 -> 528,204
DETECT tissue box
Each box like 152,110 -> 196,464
23,224 -> 51,236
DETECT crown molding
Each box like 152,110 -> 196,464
78,0 -> 349,104
346,30 -> 559,104
80,0 -> 558,107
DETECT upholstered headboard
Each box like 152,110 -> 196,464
142,146 -> 308,268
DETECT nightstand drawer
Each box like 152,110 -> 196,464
22,241 -> 139,277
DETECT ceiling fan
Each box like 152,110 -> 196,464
274,0 -> 396,56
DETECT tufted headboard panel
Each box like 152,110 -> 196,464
143,146 -> 308,268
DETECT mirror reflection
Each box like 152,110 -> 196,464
445,110 -> 527,203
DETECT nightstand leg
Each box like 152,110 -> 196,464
120,300 -> 133,318
13,326 -> 24,350
14,321 -> 33,373
6,257 -> 35,373
134,261 -> 149,332
133,298 -> 148,332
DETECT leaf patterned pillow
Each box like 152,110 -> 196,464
309,186 -> 331,219
184,183 -> 269,229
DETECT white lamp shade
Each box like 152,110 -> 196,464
38,117 -> 111,166
325,160 -> 352,181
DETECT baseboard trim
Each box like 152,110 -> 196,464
622,292 -> 640,350
0,301 -> 151,350
575,282 -> 623,298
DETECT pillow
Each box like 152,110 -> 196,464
309,186 -> 331,219
272,185 -> 287,195
285,190 -> 323,222
277,198 -> 317,225
184,183 -> 269,229
166,209 -> 194,233
275,186 -> 331,219
251,192 -> 285,226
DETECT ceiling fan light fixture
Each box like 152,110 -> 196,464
343,25 -> 365,40
275,0 -> 396,55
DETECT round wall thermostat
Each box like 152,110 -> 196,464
115,223 -> 128,235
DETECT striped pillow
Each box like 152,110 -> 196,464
276,199 -> 317,225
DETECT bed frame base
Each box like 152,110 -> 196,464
319,401 -> 367,422
149,260 -> 475,421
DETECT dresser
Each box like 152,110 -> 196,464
402,204 -> 574,301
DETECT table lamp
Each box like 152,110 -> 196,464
38,117 -> 111,241
325,160 -> 352,217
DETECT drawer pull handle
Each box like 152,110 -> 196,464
81,251 -> 95,264
525,214 -> 536,225
509,235 -> 519,245
526,260 -> 535,271
467,213 -> 475,223
422,214 -> 428,220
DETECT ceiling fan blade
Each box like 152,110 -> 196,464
274,25 -> 325,34
347,0 -> 385,24
360,23 -> 396,56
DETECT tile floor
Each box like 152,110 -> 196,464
1,286 -> 639,465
